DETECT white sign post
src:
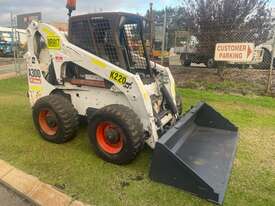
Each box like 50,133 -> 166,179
215,43 -> 255,62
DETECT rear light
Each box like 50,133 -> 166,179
66,0 -> 76,10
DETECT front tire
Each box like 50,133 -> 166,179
32,95 -> 79,144
88,104 -> 144,165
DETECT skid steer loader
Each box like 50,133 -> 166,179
25,12 -> 238,204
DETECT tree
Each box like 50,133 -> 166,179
178,0 -> 272,54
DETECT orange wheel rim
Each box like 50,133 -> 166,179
96,121 -> 124,154
38,109 -> 58,136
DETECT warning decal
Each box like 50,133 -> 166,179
47,36 -> 61,50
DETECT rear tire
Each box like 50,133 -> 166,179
206,58 -> 216,68
88,104 -> 144,165
253,48 -> 271,70
180,54 -> 192,67
32,95 -> 79,144
182,59 -> 191,67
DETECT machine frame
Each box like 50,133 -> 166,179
25,19 -> 176,148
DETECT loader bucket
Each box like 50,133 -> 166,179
150,102 -> 238,205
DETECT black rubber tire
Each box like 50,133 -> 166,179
33,94 -> 79,144
88,104 -> 144,165
206,58 -> 216,68
182,59 -> 192,67
180,54 -> 192,67
236,64 -> 249,69
253,48 -> 271,70
176,95 -> 183,115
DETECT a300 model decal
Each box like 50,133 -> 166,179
28,68 -> 42,84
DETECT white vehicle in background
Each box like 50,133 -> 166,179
169,31 -> 216,68
169,30 -> 272,69
0,26 -> 27,57
170,43 -> 268,69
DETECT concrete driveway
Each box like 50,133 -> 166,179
0,183 -> 33,206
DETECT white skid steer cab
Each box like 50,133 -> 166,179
25,12 -> 239,204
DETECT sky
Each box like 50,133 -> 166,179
1,0 -> 275,26
0,0 -> 177,26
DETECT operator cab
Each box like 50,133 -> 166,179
68,12 -> 152,79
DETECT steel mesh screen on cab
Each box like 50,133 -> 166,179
123,23 -> 148,70
70,20 -> 95,54
90,18 -> 120,66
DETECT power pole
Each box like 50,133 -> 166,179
10,11 -> 18,75
266,34 -> 275,94
266,15 -> 275,94
149,2 -> 154,57
161,8 -> 167,66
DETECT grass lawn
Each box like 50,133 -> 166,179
0,76 -> 275,206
